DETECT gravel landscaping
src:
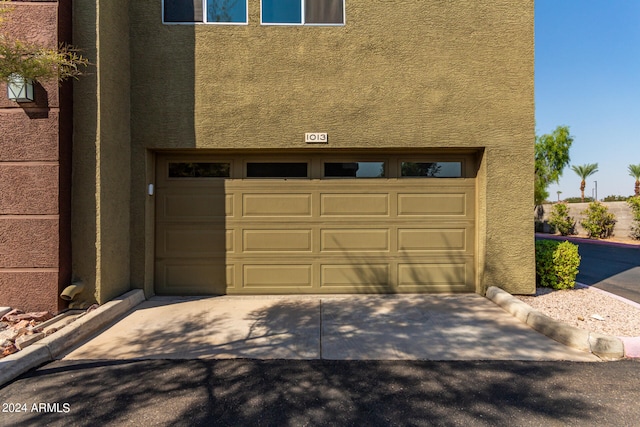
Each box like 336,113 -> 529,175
515,286 -> 640,338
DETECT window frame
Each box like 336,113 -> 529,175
162,0 -> 249,25
260,0 -> 346,26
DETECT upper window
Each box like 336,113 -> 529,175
261,0 -> 345,25
164,0 -> 248,24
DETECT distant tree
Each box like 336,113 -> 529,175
401,162 -> 441,177
570,163 -> 598,202
628,164 -> 640,196
535,126 -> 574,206
603,195 -> 629,202
565,196 -> 594,204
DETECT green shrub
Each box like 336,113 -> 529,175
565,197 -> 594,203
628,196 -> 640,240
603,195 -> 629,202
548,203 -> 576,236
535,240 -> 580,290
580,201 -> 616,239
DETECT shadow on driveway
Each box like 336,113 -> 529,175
62,295 -> 596,361
3,359 -> 638,426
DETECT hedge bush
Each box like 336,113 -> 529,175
580,201 -> 616,239
535,240 -> 580,290
603,195 -> 630,202
564,197 -> 595,203
548,203 -> 576,236
628,196 -> 640,240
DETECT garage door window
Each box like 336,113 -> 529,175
401,162 -> 462,178
246,162 -> 308,178
324,162 -> 385,178
169,162 -> 231,178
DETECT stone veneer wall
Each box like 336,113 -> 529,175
0,0 -> 72,313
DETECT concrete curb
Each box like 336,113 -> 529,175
486,286 -> 625,360
0,289 -> 145,387
535,233 -> 640,249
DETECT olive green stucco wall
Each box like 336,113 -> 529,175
78,0 -> 535,298
73,0 -> 131,305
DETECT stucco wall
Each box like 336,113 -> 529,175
126,0 -> 535,294
71,0 -> 535,297
73,0 -> 131,305
0,0 -> 71,313
129,1 -> 532,151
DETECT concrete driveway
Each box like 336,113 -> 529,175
63,294 -> 598,361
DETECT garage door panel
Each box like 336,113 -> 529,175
320,193 -> 389,216
397,263 -> 469,288
321,229 -> 390,252
243,264 -> 312,288
320,264 -> 390,288
242,229 -> 312,252
158,227 -> 230,257
161,193 -> 230,220
156,260 -> 229,295
398,228 -> 467,252
243,194 -> 312,217
397,193 -> 468,216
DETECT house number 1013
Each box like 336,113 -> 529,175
305,133 -> 328,144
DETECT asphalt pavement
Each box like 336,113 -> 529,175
536,234 -> 640,304
576,241 -> 640,304
1,359 -> 640,426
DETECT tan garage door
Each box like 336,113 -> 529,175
155,154 -> 476,294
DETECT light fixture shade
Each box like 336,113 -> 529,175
7,73 -> 35,102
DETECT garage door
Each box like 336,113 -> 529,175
155,154 -> 476,294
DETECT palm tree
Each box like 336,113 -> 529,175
571,163 -> 598,202
629,164 -> 640,196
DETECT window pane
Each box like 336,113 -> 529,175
247,162 -> 308,178
169,162 -> 230,178
305,0 -> 344,24
262,0 -> 302,24
207,0 -> 247,23
324,162 -> 385,178
401,162 -> 462,178
164,0 -> 203,23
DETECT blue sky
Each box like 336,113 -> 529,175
535,0 -> 640,200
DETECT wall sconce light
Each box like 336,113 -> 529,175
7,73 -> 35,102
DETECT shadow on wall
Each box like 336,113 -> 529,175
128,1 -> 198,296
